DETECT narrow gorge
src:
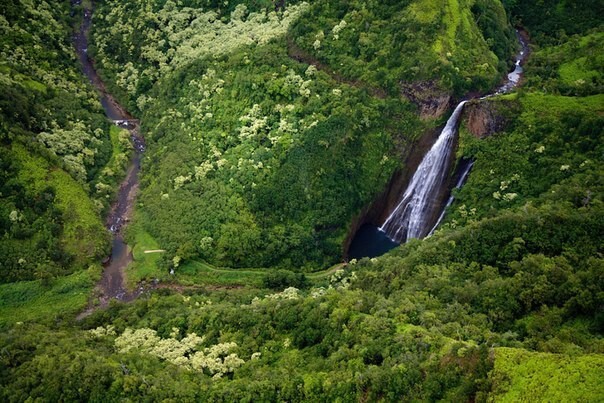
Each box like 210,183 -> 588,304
349,32 -> 528,258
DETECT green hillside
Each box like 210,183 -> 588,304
0,0 -> 117,283
88,0 -> 515,270
489,348 -> 604,401
0,0 -> 602,401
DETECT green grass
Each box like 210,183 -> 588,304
22,78 -> 47,92
519,93 -> 604,114
174,261 -> 345,288
108,125 -> 131,164
489,347 -> 604,402
50,169 -> 108,261
559,57 -> 600,84
526,31 -> 603,95
125,217 -> 266,288
126,219 -> 165,287
94,125 -> 132,209
177,260 -> 266,288
0,266 -> 101,326
408,0 -> 439,24
125,215 -> 345,289
433,0 -> 461,54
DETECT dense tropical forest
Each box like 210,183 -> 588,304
1,0 -> 603,400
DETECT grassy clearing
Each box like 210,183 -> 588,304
50,169 -> 108,262
0,266 -> 101,326
125,215 -> 345,289
559,57 -> 600,84
170,261 -> 344,289
22,78 -> 47,92
526,31 -> 603,95
434,0 -> 461,54
519,93 -> 604,114
407,0 -> 439,24
176,260 -> 265,288
125,217 -> 266,288
489,347 -> 604,402
125,219 -> 165,287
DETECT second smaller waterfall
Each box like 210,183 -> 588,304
380,101 -> 467,242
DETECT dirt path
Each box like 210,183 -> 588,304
286,38 -> 387,99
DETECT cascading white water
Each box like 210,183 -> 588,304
379,101 -> 467,242
379,31 -> 527,244
428,160 -> 474,236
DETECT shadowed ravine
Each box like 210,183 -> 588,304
74,1 -> 146,313
380,100 -> 468,242
350,32 -> 529,257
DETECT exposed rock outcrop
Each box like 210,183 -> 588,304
462,99 -> 508,138
400,81 -> 451,120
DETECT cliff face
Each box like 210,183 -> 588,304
343,124 -> 443,256
463,100 -> 508,138
343,96 -> 513,257
401,81 -> 452,120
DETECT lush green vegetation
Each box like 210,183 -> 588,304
525,31 -> 604,96
135,46 -> 407,269
290,0 -> 516,95
0,0 -> 121,283
508,0 -> 603,44
490,348 -> 604,401
2,200 -> 601,399
0,265 -> 100,326
89,0 -> 516,270
454,93 -> 603,227
0,0 -> 602,401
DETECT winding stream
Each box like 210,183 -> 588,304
74,1 -> 145,307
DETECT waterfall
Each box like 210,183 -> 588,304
378,32 -> 528,244
379,101 -> 467,242
345,32 -> 529,258
428,159 -> 474,236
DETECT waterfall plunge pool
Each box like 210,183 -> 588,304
347,224 -> 399,260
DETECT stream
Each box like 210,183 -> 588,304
349,32 -> 529,259
74,1 -> 145,307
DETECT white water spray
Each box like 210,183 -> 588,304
380,31 -> 528,243
379,101 -> 467,242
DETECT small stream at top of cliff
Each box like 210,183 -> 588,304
74,1 -> 146,309
348,32 -> 528,260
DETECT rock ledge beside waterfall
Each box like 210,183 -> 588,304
462,98 -> 516,138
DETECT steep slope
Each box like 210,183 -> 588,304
89,0 -> 515,270
0,0 -> 116,283
0,0 -> 140,323
290,0 -> 516,95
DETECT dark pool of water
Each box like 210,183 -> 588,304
347,224 -> 398,260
